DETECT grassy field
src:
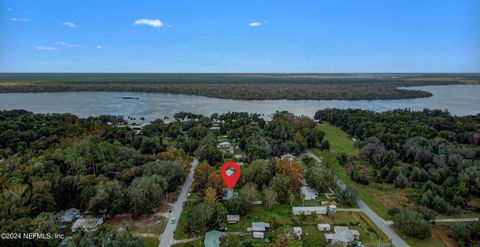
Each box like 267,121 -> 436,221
315,124 -> 359,155
107,213 -> 167,247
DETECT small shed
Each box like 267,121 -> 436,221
317,223 -> 331,232
253,232 -> 265,239
227,215 -> 240,224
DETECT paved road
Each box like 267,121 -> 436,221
306,150 -> 409,247
435,218 -> 479,223
158,159 -> 199,247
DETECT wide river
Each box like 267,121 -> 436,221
0,85 -> 478,122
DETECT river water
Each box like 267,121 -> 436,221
0,85 -> 478,122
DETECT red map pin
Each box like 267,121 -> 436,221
220,161 -> 241,190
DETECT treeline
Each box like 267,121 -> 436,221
315,109 -> 480,237
1,73 -> 478,84
0,82 -> 432,100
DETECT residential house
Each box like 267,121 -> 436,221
217,142 -> 231,148
252,222 -> 270,232
292,206 -> 327,215
300,185 -> 319,200
59,208 -> 81,223
222,189 -> 237,200
324,226 -> 360,246
71,217 -> 103,233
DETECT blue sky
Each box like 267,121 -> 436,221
1,0 -> 479,73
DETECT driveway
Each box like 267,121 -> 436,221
158,159 -> 199,247
306,150 -> 409,247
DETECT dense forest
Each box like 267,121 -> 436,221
0,73 -> 478,100
0,110 -> 196,246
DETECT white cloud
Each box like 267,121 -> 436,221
249,21 -> 262,27
34,46 -> 56,51
10,17 -> 29,22
95,45 -> 105,49
134,18 -> 163,28
58,41 -> 81,48
62,22 -> 77,28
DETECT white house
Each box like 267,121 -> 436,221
217,142 -> 231,148
252,222 -> 270,232
293,226 -> 302,239
317,223 -> 331,232
324,226 -> 360,246
292,206 -> 327,215
71,218 -> 103,233
253,232 -> 265,239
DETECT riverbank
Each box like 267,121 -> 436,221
1,73 -> 478,100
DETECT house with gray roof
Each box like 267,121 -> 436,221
324,226 -> 360,246
59,208 -> 81,223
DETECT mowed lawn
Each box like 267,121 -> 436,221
315,124 -> 358,155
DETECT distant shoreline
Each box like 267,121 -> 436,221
0,73 -> 478,100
